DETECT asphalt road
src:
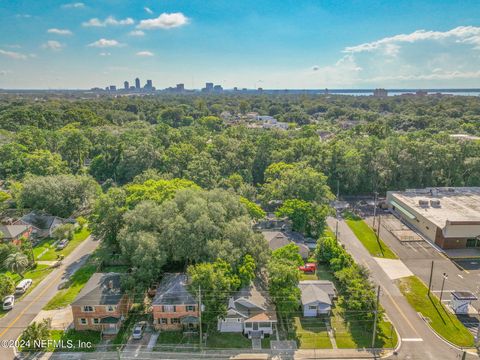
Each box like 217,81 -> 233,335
327,217 -> 478,360
0,236 -> 99,360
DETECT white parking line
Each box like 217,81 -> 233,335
405,243 -> 418,252
458,274 -> 464,279
402,338 -> 424,342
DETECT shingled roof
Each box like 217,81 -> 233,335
152,273 -> 197,305
72,273 -> 124,306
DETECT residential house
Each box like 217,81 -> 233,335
152,273 -> 200,331
71,273 -> 132,337
217,280 -> 277,339
261,231 -> 310,259
15,212 -> 71,239
299,280 -> 337,317
0,224 -> 32,245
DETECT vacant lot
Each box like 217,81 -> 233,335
345,216 -> 397,259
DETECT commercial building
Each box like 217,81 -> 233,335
123,81 -> 129,90
135,78 -> 141,90
373,88 -> 388,97
387,187 -> 480,249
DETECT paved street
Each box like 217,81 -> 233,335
326,217 -> 478,360
0,236 -> 99,360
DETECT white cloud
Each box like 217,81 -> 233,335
305,25 -> 480,87
344,26 -> 480,53
129,30 -> 145,37
137,12 -> 188,30
312,65 -> 319,71
136,51 -> 154,57
47,28 -> 73,36
0,70 -> 11,76
83,16 -> 135,27
99,52 -> 111,56
144,7 -> 153,14
42,40 -> 64,51
0,49 -> 28,60
62,2 -> 85,9
88,39 -> 124,48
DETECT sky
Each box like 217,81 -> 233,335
0,0 -> 480,89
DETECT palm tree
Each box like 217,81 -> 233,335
4,252 -> 29,278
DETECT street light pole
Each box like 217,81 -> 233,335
373,191 -> 378,228
439,273 -> 448,303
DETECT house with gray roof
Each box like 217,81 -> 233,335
0,224 -> 32,244
299,280 -> 337,317
152,273 -> 200,331
262,230 -> 310,259
217,280 -> 277,338
71,273 -> 132,337
15,212 -> 71,238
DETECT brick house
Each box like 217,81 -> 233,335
71,273 -> 132,337
0,224 -> 32,245
152,273 -> 200,331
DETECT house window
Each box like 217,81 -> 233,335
107,305 -> 116,312
159,318 -> 168,324
163,305 -> 175,312
186,305 -> 196,312
259,322 -> 271,328
308,305 -> 317,310
79,318 -> 87,325
171,318 -> 180,324
83,306 -> 94,312
245,323 -> 252,328
92,318 -> 100,324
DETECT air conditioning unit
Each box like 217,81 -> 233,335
430,199 -> 441,207
418,199 -> 429,207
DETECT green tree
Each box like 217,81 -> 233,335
271,243 -> 303,267
52,223 -> 75,241
267,259 -> 300,316
20,319 -> 51,351
240,197 -> 266,220
188,259 -> 240,324
0,274 -> 15,297
276,199 -> 331,237
4,252 -> 29,278
238,254 -> 256,287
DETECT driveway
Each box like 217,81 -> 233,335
0,236 -> 99,359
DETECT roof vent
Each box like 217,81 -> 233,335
418,199 -> 429,207
430,199 -> 441,207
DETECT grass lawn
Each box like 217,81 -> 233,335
206,332 -> 250,349
300,263 -> 336,282
332,308 -> 397,349
154,331 -> 200,352
398,276 -> 474,347
33,227 -> 90,261
345,217 -> 397,259
43,263 -> 97,310
287,316 -> 332,349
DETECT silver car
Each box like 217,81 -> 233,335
2,295 -> 15,310
132,323 -> 145,340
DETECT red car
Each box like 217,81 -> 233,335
299,263 -> 317,273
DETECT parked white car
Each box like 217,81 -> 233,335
15,279 -> 33,295
2,295 -> 15,310
132,323 -> 145,340
56,239 -> 69,250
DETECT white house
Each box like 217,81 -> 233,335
217,281 -> 277,338
299,280 -> 337,317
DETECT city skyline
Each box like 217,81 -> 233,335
1,0 -> 480,89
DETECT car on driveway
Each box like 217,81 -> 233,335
2,295 -> 15,310
56,239 -> 69,250
15,279 -> 32,295
132,323 -> 145,340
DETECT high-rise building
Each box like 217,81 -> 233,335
135,78 -> 141,90
373,88 -> 388,98
213,85 -> 223,92
145,79 -> 153,90
176,83 -> 185,92
109,85 -> 117,91
203,82 -> 214,92
124,81 -> 129,90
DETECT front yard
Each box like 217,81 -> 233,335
287,316 -> 332,349
398,275 -> 474,347
20,329 -> 101,352
345,214 -> 397,259
33,227 -> 90,261
155,331 -> 200,351
43,263 -> 97,310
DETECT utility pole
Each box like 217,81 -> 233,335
371,285 -> 381,350
198,286 -> 203,349
335,218 -> 339,242
373,191 -> 378,228
427,261 -> 434,296
439,273 -> 448,303
376,213 -> 382,239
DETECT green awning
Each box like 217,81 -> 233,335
390,200 -> 416,220
100,316 -> 121,324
